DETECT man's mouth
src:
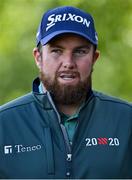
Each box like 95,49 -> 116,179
57,72 -> 80,84
59,73 -> 76,80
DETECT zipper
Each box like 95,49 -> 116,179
47,92 -> 72,178
60,124 -> 72,177
67,154 -> 72,161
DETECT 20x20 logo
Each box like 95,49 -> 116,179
85,137 -> 120,146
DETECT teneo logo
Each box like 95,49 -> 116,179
85,137 -> 120,147
4,145 -> 13,154
4,144 -> 42,154
46,13 -> 91,31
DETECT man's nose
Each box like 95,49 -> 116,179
62,55 -> 76,69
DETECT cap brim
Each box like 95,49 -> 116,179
40,30 -> 97,46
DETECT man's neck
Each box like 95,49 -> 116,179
57,103 -> 83,116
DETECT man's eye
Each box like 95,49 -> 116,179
74,49 -> 88,55
51,49 -> 62,54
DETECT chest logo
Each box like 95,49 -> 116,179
4,144 -> 42,154
85,137 -> 120,147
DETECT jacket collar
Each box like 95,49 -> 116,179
32,77 -> 53,109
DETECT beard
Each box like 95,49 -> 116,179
40,70 -> 92,105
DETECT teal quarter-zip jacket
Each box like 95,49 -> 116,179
0,78 -> 132,179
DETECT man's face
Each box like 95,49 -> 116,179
34,34 -> 99,105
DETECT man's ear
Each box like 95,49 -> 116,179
93,49 -> 100,64
33,47 -> 42,69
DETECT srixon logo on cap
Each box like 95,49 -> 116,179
46,13 -> 91,31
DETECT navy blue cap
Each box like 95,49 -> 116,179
36,6 -> 98,46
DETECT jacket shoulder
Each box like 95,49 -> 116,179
0,92 -> 34,113
93,91 -> 132,108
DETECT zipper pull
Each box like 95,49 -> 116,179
67,153 -> 72,161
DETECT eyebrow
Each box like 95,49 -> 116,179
74,45 -> 92,49
49,45 -> 65,49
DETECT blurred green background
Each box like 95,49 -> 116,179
0,0 -> 132,105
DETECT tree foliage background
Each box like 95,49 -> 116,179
0,0 -> 132,105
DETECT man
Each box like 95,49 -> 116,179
0,6 -> 132,179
